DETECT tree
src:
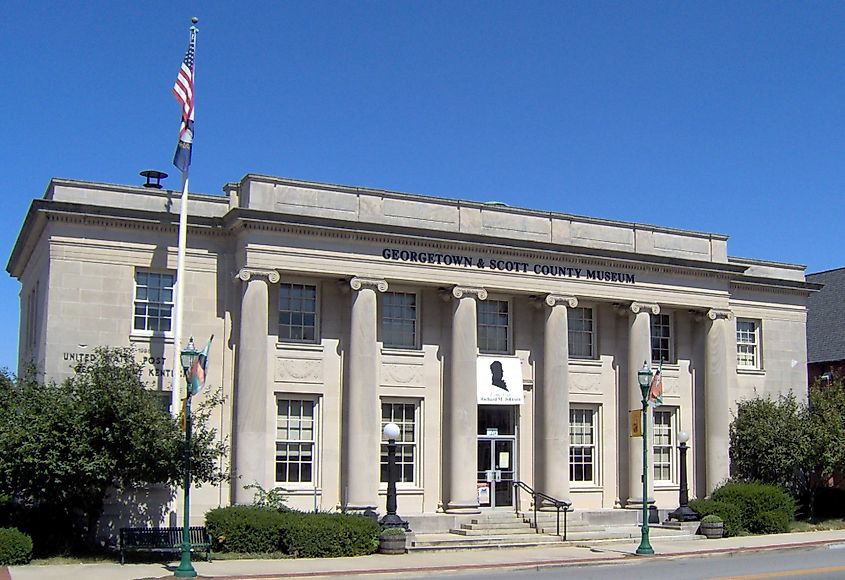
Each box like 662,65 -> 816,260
0,347 -> 227,553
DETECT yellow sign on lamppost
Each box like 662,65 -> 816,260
629,409 -> 643,437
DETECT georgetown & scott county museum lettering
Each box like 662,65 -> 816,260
381,247 -> 636,284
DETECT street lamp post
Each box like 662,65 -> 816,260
669,431 -> 699,522
175,338 -> 199,578
636,361 -> 654,556
380,422 -> 408,529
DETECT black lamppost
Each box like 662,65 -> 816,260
669,430 -> 699,522
380,422 -> 408,529
175,338 -> 199,578
636,361 -> 654,556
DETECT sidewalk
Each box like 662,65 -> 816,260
7,530 -> 845,580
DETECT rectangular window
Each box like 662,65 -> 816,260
382,291 -> 418,349
381,401 -> 418,485
568,307 -> 595,359
478,299 -> 510,354
279,283 -> 318,343
650,313 -> 672,364
653,408 -> 676,483
570,406 -> 598,485
26,281 -> 39,353
133,271 -> 174,333
737,319 -> 761,369
276,398 -> 316,484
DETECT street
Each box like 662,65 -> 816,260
403,544 -> 845,580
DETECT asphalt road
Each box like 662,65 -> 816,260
403,544 -> 845,579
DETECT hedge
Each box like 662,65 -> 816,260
711,482 -> 794,535
0,527 -> 33,565
205,506 -> 380,557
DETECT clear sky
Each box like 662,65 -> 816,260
2,2 -> 843,372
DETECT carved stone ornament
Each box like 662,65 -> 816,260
545,294 -> 578,308
630,301 -> 660,315
236,268 -> 280,284
451,286 -> 488,301
707,308 -> 734,321
349,277 -> 388,293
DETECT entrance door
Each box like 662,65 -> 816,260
477,406 -> 517,508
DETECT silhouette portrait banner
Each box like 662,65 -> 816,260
476,356 -> 524,404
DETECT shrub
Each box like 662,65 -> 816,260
0,527 -> 33,565
280,513 -> 380,558
205,506 -> 287,553
700,514 -> 722,523
711,481 -> 795,534
689,499 -> 743,537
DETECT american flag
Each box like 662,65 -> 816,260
173,27 -> 196,172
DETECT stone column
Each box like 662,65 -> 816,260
233,268 -> 279,505
705,308 -> 735,493
443,286 -> 486,513
536,294 -> 578,502
343,277 -> 388,511
627,301 -> 659,507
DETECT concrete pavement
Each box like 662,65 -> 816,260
7,530 -> 845,580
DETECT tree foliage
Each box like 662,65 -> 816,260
729,377 -> 845,519
0,347 -> 227,552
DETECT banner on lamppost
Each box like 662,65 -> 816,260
630,409 -> 643,437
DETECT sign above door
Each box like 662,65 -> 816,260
477,356 -> 524,405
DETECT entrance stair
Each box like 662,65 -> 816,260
406,510 -> 702,552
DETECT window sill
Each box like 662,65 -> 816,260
273,485 -> 321,494
569,358 -> 602,368
380,348 -> 425,358
276,342 -> 323,352
130,332 -> 174,343
737,368 -> 765,376
570,485 -> 602,492
654,484 -> 680,491
379,487 -> 423,495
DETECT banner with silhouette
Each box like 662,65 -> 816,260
476,356 -> 524,405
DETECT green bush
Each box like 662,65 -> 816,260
711,481 -> 795,534
205,506 -> 287,553
689,499 -> 743,537
0,527 -> 33,565
280,513 -> 379,558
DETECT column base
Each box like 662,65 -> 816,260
668,505 -> 700,522
624,497 -> 655,508
443,501 -> 481,514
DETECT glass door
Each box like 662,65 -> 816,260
477,437 -> 516,507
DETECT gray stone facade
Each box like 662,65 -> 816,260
7,175 -> 816,524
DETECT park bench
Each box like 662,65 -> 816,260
119,526 -> 211,564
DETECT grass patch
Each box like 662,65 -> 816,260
790,518 -> 845,533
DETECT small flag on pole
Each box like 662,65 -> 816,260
647,363 -> 664,408
173,25 -> 197,172
189,335 -> 213,396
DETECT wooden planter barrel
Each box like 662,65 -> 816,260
699,521 -> 724,539
379,531 -> 407,554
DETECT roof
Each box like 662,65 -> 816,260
806,267 -> 845,363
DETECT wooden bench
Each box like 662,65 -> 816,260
119,526 -> 211,564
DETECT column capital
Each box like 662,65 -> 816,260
449,286 -> 488,301
350,277 -> 389,293
630,301 -> 660,315
236,268 -> 280,284
544,294 -> 578,308
706,308 -> 734,321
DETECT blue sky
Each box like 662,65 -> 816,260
2,2 -> 843,372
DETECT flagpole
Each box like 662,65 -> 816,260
169,170 -> 190,417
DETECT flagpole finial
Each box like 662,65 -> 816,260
191,16 -> 199,24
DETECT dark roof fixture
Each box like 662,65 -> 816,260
140,170 -> 168,189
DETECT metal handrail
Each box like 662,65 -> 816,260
512,480 -> 571,539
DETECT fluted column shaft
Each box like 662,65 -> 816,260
627,302 -> 658,506
443,286 -> 486,513
233,268 -> 278,504
537,294 -> 577,502
343,277 -> 388,510
705,309 -> 734,493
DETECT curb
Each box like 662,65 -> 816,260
0,567 -> 9,580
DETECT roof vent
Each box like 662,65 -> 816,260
140,170 -> 168,189
483,200 -> 508,207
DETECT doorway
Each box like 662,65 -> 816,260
477,405 -> 517,508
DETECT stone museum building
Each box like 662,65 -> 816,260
7,174 -> 815,524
